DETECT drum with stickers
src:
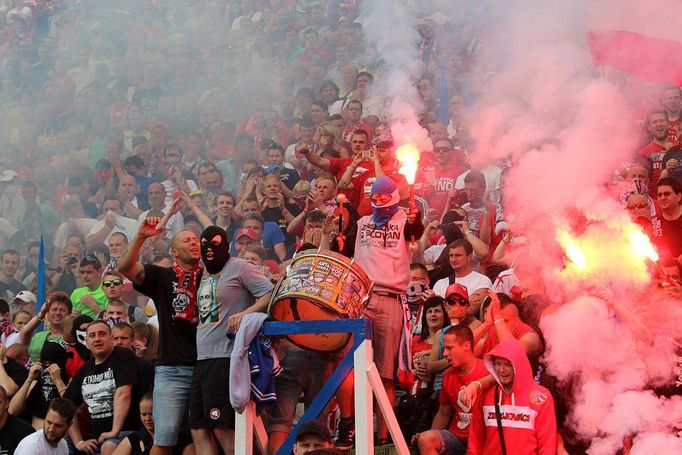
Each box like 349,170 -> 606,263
268,249 -> 372,351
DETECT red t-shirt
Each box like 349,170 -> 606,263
639,142 -> 667,195
481,319 -> 537,356
415,163 -> 467,212
440,359 -> 489,441
328,157 -> 375,208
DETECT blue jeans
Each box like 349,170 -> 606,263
153,365 -> 194,446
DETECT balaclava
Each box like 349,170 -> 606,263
201,225 -> 230,274
371,176 -> 400,228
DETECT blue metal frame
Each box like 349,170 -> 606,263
263,318 -> 373,455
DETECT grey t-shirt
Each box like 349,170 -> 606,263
196,257 -> 273,360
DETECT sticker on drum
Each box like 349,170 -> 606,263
312,272 -> 326,283
316,259 -> 331,272
325,275 -> 339,286
330,265 -> 344,278
297,259 -> 314,274
337,295 -> 347,309
320,289 -> 334,301
303,284 -> 321,296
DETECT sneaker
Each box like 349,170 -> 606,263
335,417 -> 355,450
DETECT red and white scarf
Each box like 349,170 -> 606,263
171,262 -> 203,325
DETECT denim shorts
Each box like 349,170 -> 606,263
434,429 -> 467,455
101,430 -> 135,448
153,365 -> 194,446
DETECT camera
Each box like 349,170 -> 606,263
362,148 -> 375,160
67,256 -> 78,265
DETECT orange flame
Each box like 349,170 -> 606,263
557,228 -> 588,270
628,227 -> 659,262
555,219 -> 659,285
396,143 -> 420,185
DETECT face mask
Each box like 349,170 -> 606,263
200,226 -> 230,274
76,330 -> 87,346
105,317 -> 123,328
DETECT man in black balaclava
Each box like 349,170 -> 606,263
190,225 -> 273,454
200,225 -> 230,274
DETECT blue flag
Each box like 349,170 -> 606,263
36,236 -> 46,331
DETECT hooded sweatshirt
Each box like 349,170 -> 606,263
467,339 -> 556,455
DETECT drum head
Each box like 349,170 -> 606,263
270,298 -> 351,352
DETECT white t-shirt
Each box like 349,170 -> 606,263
86,214 -> 139,245
15,429 -> 69,455
433,271 -> 492,298
53,218 -> 97,248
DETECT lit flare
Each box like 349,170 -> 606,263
396,143 -> 420,185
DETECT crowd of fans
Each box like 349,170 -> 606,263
0,0 -> 679,454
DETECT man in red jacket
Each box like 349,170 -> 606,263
467,339 -> 556,455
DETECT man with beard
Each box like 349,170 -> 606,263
118,204 -> 202,455
661,85 -> 681,146
15,397 -> 77,454
639,110 -> 674,195
191,225 -> 273,454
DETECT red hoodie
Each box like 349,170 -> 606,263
467,340 -> 556,455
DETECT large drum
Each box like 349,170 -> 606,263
268,249 -> 372,352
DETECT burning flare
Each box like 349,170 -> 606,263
555,218 -> 659,286
396,143 -> 420,184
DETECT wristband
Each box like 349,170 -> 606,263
76,441 -> 84,447
494,318 -> 505,325
471,380 -> 483,390
464,230 -> 474,236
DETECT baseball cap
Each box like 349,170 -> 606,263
295,420 -> 332,443
445,283 -> 469,301
236,228 -> 258,241
14,290 -> 36,304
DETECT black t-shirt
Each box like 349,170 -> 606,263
278,168 -> 300,190
64,346 -> 140,438
26,373 -> 61,419
133,265 -> 199,366
3,358 -> 27,391
125,427 -> 154,455
262,203 -> 301,248
0,414 -> 34,454
137,357 -> 155,395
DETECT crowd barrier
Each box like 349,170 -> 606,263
234,318 -> 410,455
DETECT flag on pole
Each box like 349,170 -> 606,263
35,236 -> 46,331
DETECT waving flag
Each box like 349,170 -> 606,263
587,30 -> 682,86
586,0 -> 682,86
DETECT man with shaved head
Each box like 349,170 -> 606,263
137,182 -> 184,238
119,201 -> 201,455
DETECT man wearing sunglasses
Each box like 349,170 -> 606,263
70,256 -> 108,318
100,271 -> 147,323
415,138 -> 468,213
654,177 -> 682,264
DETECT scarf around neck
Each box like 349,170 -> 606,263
171,262 -> 203,325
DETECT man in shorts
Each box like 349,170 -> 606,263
191,225 -> 273,454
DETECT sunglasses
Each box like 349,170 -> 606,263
626,203 -> 648,210
102,279 -> 123,288
82,254 -> 102,268
446,298 -> 468,306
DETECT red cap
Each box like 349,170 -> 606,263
445,283 -> 469,301
236,228 -> 258,241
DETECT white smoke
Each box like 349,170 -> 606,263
361,0 -> 431,151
